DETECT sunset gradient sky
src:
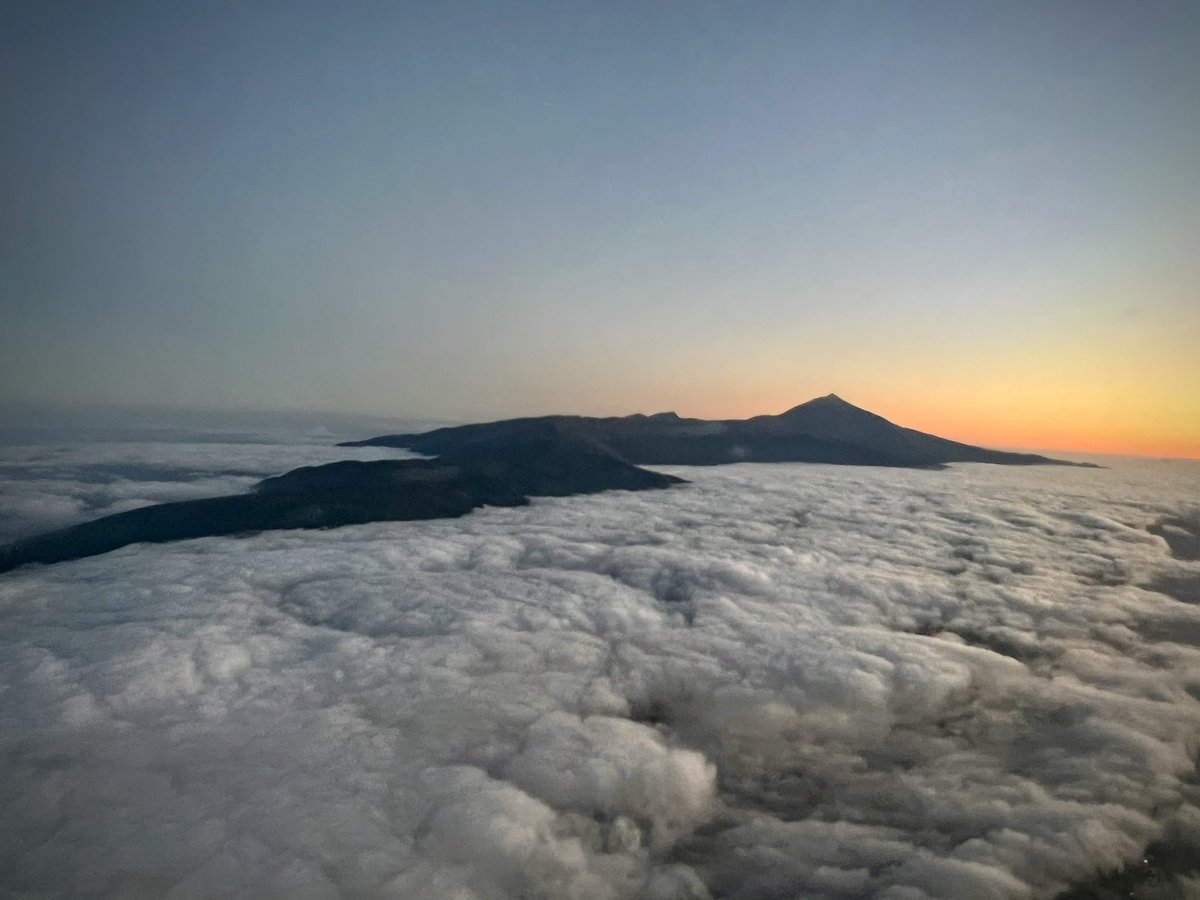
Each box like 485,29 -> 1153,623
2,2 -> 1198,457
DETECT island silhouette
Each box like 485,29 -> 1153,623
0,395 -> 1090,574
342,394 -> 1087,468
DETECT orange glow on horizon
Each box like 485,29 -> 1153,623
606,308 -> 1200,462
870,395 -> 1200,460
895,415 -> 1200,460
665,390 -> 1200,462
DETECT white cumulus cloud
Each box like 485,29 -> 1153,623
2,434 -> 1200,898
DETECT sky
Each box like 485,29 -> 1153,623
2,1 -> 1198,457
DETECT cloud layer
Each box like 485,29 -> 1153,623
2,438 -> 1200,898
0,430 -> 413,542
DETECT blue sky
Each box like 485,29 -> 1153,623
2,1 -> 1198,453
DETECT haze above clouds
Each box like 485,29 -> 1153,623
2,425 -> 1199,898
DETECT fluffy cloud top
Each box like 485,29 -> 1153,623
0,433 -> 413,542
2,432 -> 1199,899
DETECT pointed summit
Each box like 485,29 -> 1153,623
779,393 -> 872,418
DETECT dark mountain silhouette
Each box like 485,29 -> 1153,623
0,437 -> 683,574
342,394 -> 1092,469
0,396 -> 1095,574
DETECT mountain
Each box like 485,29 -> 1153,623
341,394 -> 1090,469
0,437 -> 683,574
0,397 -> 1094,574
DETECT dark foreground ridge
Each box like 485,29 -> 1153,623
0,396 -> 1094,574
0,438 -> 683,574
342,393 -> 1096,469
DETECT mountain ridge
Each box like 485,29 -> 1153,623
0,397 -> 1098,574
342,395 -> 1094,469
0,437 -> 684,574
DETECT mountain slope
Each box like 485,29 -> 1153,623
342,394 -> 1089,469
0,437 -> 683,574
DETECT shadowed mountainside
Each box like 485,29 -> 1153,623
342,394 -> 1093,469
0,396 -> 1096,574
0,438 -> 683,574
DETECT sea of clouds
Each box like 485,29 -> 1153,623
0,407 -> 426,543
2,416 -> 1199,899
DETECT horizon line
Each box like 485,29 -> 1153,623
2,396 -> 1198,463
